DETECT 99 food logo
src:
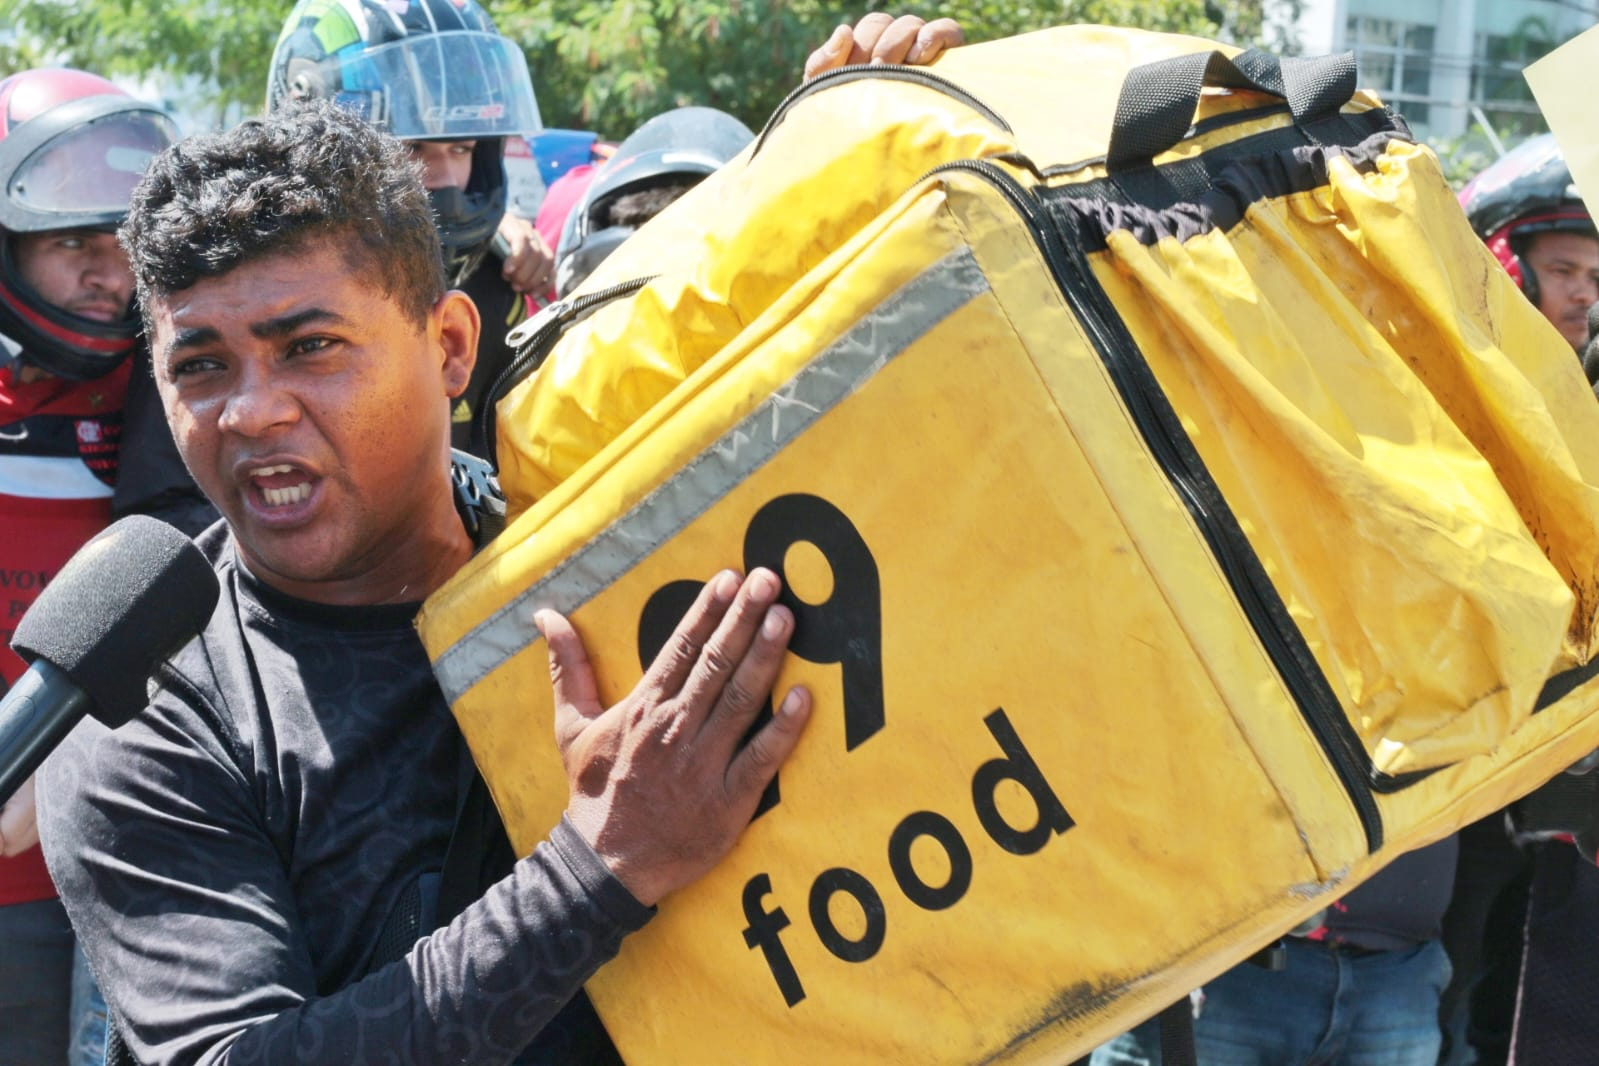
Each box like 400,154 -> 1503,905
638,493 -> 1075,1007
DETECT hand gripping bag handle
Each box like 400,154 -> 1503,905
1106,48 -> 1357,170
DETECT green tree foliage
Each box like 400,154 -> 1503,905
499,0 -> 1288,137
0,0 -> 1285,136
0,0 -> 282,125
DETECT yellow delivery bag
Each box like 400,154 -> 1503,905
417,25 -> 1599,1065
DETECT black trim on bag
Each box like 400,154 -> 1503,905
1535,656 -> 1599,713
1044,108 -> 1399,214
929,156 -> 1385,853
1370,766 -> 1440,792
1043,129 -> 1402,251
1363,657 -> 1599,794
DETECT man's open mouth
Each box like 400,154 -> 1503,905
250,464 -> 314,507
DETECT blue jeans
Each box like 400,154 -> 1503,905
70,942 -> 108,1066
1091,939 -> 1451,1066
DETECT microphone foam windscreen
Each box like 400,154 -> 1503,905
12,515 -> 220,728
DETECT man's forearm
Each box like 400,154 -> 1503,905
215,819 -> 651,1066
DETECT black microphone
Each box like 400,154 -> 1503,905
0,515 -> 220,803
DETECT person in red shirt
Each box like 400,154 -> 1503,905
0,67 -> 176,1066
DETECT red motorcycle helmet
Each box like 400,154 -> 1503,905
1459,133 -> 1596,307
0,68 -> 177,380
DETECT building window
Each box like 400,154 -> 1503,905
1347,17 -> 1433,128
1472,25 -> 1558,138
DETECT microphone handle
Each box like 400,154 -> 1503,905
0,659 -> 93,805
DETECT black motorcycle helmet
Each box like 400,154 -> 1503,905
267,0 -> 543,286
0,68 -> 176,380
555,107 -> 753,297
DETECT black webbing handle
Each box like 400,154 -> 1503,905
1106,49 -> 1357,171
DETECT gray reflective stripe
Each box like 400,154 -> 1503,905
433,246 -> 990,703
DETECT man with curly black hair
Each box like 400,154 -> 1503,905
37,100 -> 812,1066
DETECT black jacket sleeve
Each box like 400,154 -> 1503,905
454,256 -> 528,459
39,702 -> 651,1066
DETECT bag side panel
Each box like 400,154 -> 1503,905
428,184 -> 1356,1066
492,80 -> 1018,515
1075,138 -> 1581,779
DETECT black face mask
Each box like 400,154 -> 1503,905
425,139 -> 508,287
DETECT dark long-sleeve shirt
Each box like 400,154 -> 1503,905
38,524 -> 649,1065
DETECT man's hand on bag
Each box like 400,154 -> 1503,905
496,213 -> 556,296
0,775 -> 40,857
543,568 -> 811,907
804,12 -> 964,81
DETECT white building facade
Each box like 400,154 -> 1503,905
1288,0 -> 1598,142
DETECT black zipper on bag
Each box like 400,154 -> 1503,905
927,157 -> 1384,852
751,63 -> 1013,160
478,275 -> 657,468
